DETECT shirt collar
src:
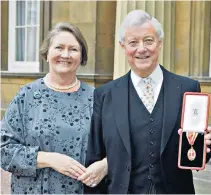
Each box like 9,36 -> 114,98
130,64 -> 163,87
149,64 -> 163,85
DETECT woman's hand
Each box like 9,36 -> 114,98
37,152 -> 86,179
78,158 -> 108,187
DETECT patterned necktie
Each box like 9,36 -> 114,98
141,77 -> 154,113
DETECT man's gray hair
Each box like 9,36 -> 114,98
119,10 -> 164,43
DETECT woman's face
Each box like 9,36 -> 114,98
47,31 -> 82,76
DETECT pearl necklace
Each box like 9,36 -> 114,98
44,75 -> 78,91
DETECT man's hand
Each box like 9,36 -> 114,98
78,158 -> 108,187
205,126 -> 211,153
178,126 -> 211,153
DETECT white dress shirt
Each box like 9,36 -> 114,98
130,65 -> 163,107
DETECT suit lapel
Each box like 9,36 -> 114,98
111,67 -> 182,156
160,66 -> 182,154
111,72 -> 131,157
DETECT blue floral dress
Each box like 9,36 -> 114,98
0,79 -> 94,194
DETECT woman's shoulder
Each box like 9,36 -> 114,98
15,79 -> 44,99
81,82 -> 94,94
21,78 -> 43,90
6,79 -> 44,113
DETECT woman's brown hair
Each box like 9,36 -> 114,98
40,22 -> 88,65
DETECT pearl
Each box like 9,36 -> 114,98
43,74 -> 78,91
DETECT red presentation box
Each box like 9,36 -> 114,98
178,92 -> 210,170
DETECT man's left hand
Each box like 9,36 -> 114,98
205,126 -> 211,153
178,127 -> 211,153
78,158 -> 108,187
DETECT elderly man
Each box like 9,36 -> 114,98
84,10 -> 211,194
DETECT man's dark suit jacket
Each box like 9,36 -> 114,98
84,65 -> 211,194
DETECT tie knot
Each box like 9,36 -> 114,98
142,77 -> 152,85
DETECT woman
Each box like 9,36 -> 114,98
0,22 -> 107,194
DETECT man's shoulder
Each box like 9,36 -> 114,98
95,73 -> 129,94
173,72 -> 197,83
174,74 -> 199,86
162,66 -> 198,84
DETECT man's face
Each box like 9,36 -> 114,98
120,22 -> 162,77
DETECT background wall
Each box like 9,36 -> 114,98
1,1 -> 211,193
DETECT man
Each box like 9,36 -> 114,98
84,10 -> 211,194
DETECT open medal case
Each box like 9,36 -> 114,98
178,92 -> 210,170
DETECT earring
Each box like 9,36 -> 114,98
47,59 -> 49,62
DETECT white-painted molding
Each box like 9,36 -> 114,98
8,1 -> 40,73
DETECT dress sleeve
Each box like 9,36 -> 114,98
0,89 -> 40,177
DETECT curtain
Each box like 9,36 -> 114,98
16,1 -> 25,61
15,0 -> 39,62
26,0 -> 39,61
